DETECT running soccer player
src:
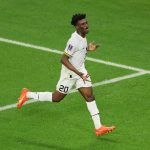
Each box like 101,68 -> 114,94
18,13 -> 115,136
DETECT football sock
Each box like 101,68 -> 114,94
27,92 -> 52,102
86,101 -> 102,129
92,115 -> 101,130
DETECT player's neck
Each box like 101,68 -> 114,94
76,31 -> 86,38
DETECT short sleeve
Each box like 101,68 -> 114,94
64,39 -> 77,57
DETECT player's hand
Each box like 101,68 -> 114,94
88,41 -> 100,51
78,72 -> 90,84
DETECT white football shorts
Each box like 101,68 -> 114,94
56,68 -> 92,94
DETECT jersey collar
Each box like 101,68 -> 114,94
74,31 -> 86,40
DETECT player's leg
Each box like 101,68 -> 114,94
18,75 -> 75,108
78,86 -> 95,102
78,86 -> 102,129
52,90 -> 67,102
76,74 -> 103,130
78,86 -> 115,136
17,89 -> 67,108
76,71 -> 115,135
27,90 -> 67,102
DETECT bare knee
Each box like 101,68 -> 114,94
52,91 -> 66,102
52,96 -> 64,102
85,94 -> 95,102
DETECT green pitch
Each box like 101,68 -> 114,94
0,0 -> 150,150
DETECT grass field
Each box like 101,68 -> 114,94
0,0 -> 150,150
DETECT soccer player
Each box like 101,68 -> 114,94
18,13 -> 115,136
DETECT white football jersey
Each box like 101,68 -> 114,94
61,31 -> 88,78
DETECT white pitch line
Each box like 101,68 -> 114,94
70,71 -> 147,93
86,57 -> 149,73
0,71 -> 147,112
0,37 -> 63,55
0,37 -> 150,74
0,99 -> 38,112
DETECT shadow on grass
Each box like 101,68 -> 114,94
16,137 -> 73,150
96,136 -> 118,143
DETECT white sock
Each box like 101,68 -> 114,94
92,115 -> 101,129
27,92 -> 52,102
86,101 -> 102,129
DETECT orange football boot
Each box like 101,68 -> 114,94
17,88 -> 29,109
95,125 -> 115,136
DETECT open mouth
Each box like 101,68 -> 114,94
85,28 -> 89,32
84,27 -> 88,31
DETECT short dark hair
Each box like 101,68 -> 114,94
71,13 -> 86,26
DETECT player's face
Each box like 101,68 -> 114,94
76,19 -> 89,35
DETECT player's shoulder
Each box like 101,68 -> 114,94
67,32 -> 80,46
